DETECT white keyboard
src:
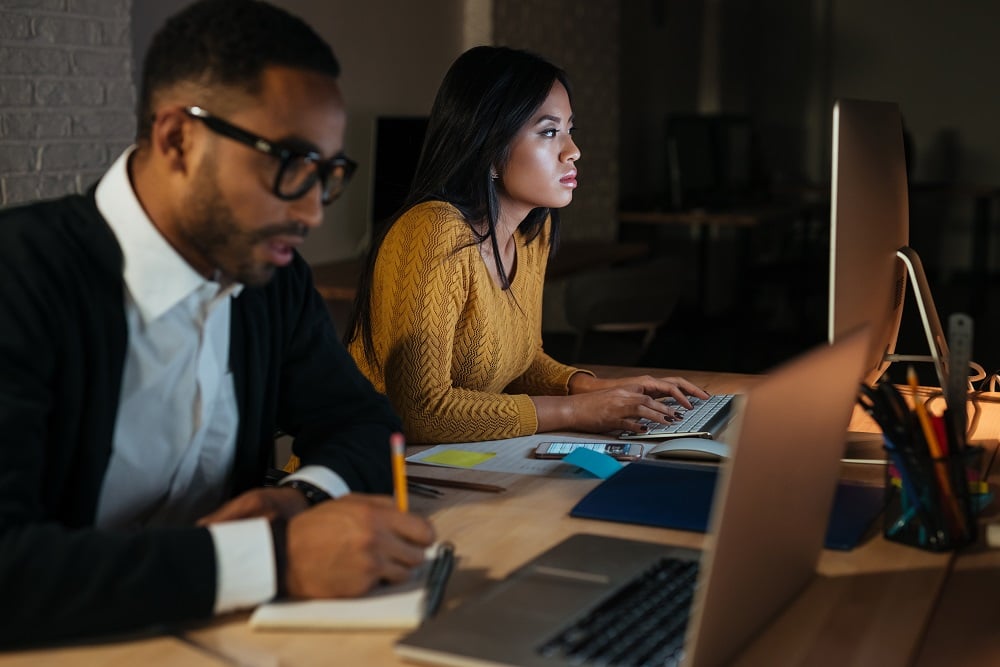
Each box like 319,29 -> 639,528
620,393 -> 737,440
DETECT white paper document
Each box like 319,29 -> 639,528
405,434 -> 640,477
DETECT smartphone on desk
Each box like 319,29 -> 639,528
533,441 -> 643,461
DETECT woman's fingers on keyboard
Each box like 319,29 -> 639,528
639,397 -> 681,423
635,376 -> 710,407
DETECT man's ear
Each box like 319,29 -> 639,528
149,106 -> 194,175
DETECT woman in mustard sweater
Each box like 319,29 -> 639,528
345,46 -> 708,444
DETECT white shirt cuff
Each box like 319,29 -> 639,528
207,517 -> 276,614
283,464 -> 351,498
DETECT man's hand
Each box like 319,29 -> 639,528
283,494 -> 436,599
196,487 -> 310,525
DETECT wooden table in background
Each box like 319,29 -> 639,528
618,206 -> 809,307
309,240 -> 650,303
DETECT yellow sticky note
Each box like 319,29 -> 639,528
422,450 -> 496,468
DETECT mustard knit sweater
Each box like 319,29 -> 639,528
349,201 -> 584,444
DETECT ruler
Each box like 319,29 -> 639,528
946,313 -> 973,444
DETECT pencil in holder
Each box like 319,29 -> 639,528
883,444 -> 981,552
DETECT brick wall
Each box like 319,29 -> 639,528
0,0 -> 134,207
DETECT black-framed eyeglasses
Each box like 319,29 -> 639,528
184,106 -> 357,205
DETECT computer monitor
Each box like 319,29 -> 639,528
827,98 -> 950,390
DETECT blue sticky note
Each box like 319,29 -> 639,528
563,447 -> 623,479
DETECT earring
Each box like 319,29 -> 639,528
490,169 -> 499,180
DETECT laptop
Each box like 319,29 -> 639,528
395,327 -> 871,667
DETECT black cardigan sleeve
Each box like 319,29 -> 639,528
0,197 -> 218,645
229,252 -> 400,496
0,194 -> 400,646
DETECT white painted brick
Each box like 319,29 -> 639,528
76,168 -> 105,190
35,78 -> 104,106
104,78 -> 133,107
2,111 -> 72,138
0,1 -> 67,10
0,11 -> 32,39
0,145 -> 38,172
1,0 -> 136,207
40,142 -> 105,170
0,79 -> 33,105
67,0 -> 128,18
71,109 -> 133,137
0,46 -> 70,75
33,16 -> 104,46
72,48 -> 129,76
100,18 -> 128,47
3,172 -> 78,204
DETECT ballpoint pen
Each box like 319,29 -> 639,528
408,481 -> 444,498
423,542 -> 456,618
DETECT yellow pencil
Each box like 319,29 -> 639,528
391,432 -> 409,512
907,367 -> 964,534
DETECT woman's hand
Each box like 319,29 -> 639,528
568,372 -> 709,408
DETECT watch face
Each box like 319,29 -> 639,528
287,480 -> 331,505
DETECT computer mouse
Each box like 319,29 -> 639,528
647,437 -> 730,462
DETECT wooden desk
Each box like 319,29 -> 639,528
174,366 -> 999,666
912,390 -> 1000,666
310,240 -> 649,303
0,636 -> 228,666
8,369 -> 996,665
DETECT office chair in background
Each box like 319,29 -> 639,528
563,256 -> 682,365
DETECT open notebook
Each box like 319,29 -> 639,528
250,542 -> 453,631
396,327 -> 871,666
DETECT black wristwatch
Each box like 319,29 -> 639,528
283,479 -> 332,506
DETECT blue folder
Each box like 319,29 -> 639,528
569,460 -> 884,550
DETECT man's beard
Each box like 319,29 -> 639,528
180,161 -> 308,287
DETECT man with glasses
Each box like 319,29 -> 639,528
0,0 -> 433,645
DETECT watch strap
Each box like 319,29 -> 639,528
283,479 -> 332,506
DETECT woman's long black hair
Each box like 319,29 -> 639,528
345,45 -> 573,366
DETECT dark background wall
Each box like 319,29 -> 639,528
3,0 -> 1000,376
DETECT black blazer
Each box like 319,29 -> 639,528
0,192 -> 399,645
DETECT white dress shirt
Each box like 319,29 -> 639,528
93,149 -> 348,613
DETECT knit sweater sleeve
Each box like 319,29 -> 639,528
353,203 -> 539,444
505,348 -> 589,396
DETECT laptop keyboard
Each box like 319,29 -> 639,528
625,394 -> 736,438
537,557 -> 700,666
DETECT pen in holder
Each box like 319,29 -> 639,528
883,443 -> 980,552
860,373 -> 981,552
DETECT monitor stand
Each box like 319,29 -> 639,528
884,246 -> 950,390
843,246 -> 952,465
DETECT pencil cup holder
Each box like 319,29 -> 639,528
883,445 -> 981,552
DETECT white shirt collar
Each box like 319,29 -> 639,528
95,148 -> 243,323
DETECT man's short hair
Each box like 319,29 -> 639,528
137,0 -> 340,139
